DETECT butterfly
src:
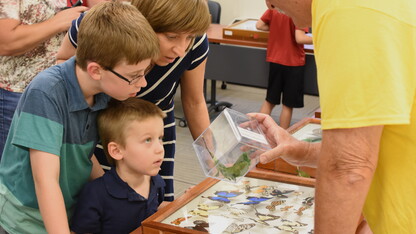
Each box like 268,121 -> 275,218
266,200 -> 286,211
170,216 -> 191,225
197,203 -> 223,211
252,185 -> 269,194
293,191 -> 304,197
206,191 -> 243,203
237,196 -> 273,205
302,196 -> 314,206
266,205 -> 276,211
281,219 -> 307,227
295,205 -> 310,216
250,212 -> 281,226
185,220 -> 209,232
224,223 -> 256,233
227,207 -> 248,216
270,189 -> 295,198
275,225 -> 299,234
190,209 -> 209,218
280,205 -> 294,212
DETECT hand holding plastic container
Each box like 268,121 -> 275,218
192,108 -> 271,183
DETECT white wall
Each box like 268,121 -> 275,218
214,0 -> 268,25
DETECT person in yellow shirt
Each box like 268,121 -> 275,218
251,0 -> 416,233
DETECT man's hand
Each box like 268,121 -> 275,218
248,113 -> 319,167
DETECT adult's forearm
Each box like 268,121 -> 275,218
183,101 -> 210,140
0,20 -> 64,56
314,127 -> 381,233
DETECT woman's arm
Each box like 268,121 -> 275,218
30,149 -> 71,234
56,32 -> 77,63
0,6 -> 87,56
90,154 -> 105,180
180,59 -> 210,139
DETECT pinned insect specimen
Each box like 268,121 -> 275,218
237,196 -> 273,205
227,207 -> 248,216
197,203 -> 223,211
281,219 -> 307,227
295,206 -> 310,216
266,205 -> 276,211
271,200 -> 286,206
206,191 -> 243,203
185,220 -> 209,232
275,225 -> 299,234
302,197 -> 314,207
249,208 -> 281,225
170,216 -> 191,225
190,209 -> 209,218
270,189 -> 295,198
252,185 -> 269,194
224,223 -> 256,234
265,200 -> 286,211
280,205 -> 294,212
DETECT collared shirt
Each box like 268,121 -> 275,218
0,57 -> 110,233
71,168 -> 165,234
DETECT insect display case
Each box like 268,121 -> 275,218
141,169 -> 315,234
256,118 -> 321,178
222,19 -> 269,43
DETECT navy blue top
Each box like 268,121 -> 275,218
70,168 -> 165,234
69,12 -> 209,201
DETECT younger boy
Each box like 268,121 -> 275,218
256,0 -> 312,129
71,98 -> 166,234
0,2 -> 159,233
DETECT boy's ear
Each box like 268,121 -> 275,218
87,62 -> 103,81
107,142 -> 124,161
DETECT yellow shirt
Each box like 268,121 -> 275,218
312,0 -> 416,233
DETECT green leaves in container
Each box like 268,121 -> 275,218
215,152 -> 251,182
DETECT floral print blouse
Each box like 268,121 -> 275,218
0,0 -> 66,93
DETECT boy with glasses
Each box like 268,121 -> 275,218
0,2 -> 159,233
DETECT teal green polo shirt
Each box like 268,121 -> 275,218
0,57 -> 110,233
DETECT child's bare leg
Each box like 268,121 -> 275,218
259,100 -> 275,115
279,104 -> 293,129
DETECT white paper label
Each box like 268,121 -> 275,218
237,127 -> 268,145
224,30 -> 233,36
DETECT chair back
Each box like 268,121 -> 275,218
208,0 -> 221,24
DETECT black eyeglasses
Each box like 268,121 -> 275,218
105,64 -> 154,85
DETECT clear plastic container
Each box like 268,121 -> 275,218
192,108 -> 271,183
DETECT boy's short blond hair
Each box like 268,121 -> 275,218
98,98 -> 166,166
131,0 -> 210,36
76,2 -> 159,70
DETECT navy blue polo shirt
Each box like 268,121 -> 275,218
70,168 -> 165,234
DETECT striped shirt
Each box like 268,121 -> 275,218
69,13 -> 209,201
